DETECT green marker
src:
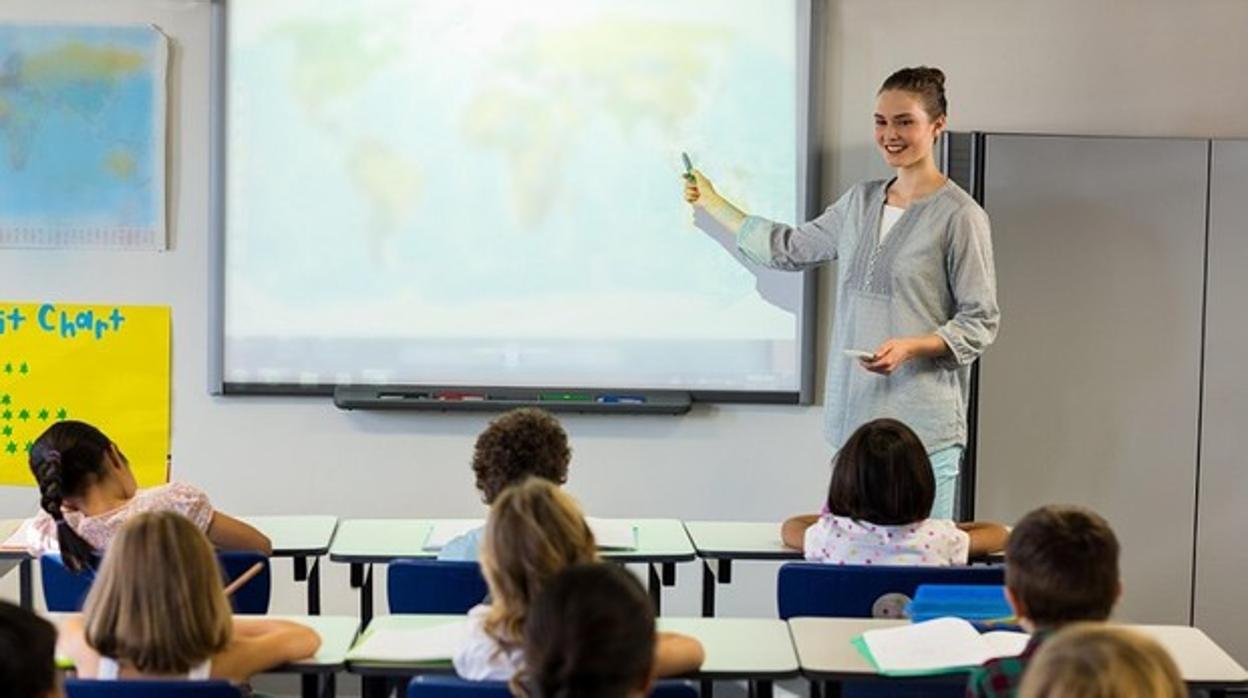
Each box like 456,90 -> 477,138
539,391 -> 592,402
682,151 -> 695,183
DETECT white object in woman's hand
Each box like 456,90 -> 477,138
862,338 -> 913,375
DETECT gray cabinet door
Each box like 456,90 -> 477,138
1195,139 -> 1248,659
976,135 -> 1207,624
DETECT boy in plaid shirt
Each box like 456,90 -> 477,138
966,506 -> 1121,698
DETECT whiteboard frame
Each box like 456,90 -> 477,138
208,0 -> 820,405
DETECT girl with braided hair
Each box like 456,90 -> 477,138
21,420 -> 269,570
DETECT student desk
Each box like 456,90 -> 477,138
787,617 -> 1248,697
329,518 -> 695,624
50,613 -> 358,698
347,614 -> 798,697
0,518 -> 34,610
683,521 -> 801,617
244,515 -> 340,615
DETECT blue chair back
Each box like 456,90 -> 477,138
777,562 -> 1005,619
778,563 -> 1006,698
407,677 -> 697,697
388,559 -> 488,614
42,551 -> 272,614
66,679 -> 241,697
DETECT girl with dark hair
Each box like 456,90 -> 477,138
780,418 -> 1007,565
685,66 -> 999,518
521,563 -> 659,698
20,420 -> 270,570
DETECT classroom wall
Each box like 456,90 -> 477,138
2,0 -> 1247,668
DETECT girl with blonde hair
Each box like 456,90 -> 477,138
57,511 -> 319,683
1019,624 -> 1184,698
453,477 -> 703,683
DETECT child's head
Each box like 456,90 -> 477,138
83,511 -> 232,674
1005,505 -> 1121,630
480,477 -> 597,646
522,563 -> 655,698
827,418 -> 934,525
28,420 -> 137,571
473,408 -> 571,504
1019,624 -> 1184,698
0,600 -> 60,698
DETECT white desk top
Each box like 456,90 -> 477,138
330,518 -> 695,564
683,521 -> 802,560
50,613 -> 359,673
788,617 -> 1248,686
242,515 -> 339,557
658,617 -> 799,679
347,614 -> 798,680
0,518 -> 31,559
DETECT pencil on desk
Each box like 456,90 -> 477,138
223,561 -> 264,597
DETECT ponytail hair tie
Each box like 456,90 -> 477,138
54,517 -> 70,529
43,449 -> 62,466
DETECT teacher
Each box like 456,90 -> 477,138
685,67 -> 999,518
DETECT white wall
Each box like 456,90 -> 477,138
2,0 -> 1247,666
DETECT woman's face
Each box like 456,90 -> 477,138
874,89 -> 944,170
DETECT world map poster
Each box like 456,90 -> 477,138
0,24 -> 167,249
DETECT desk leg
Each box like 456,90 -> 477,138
662,562 -> 676,586
350,562 -> 363,588
701,679 -> 715,698
823,681 -> 841,698
19,559 -> 32,610
808,681 -> 822,698
701,560 -> 716,617
307,556 -> 322,615
361,676 -> 386,698
360,564 -> 374,626
718,558 -> 732,583
301,674 -> 316,698
754,680 -> 773,698
294,555 -> 309,582
647,563 -> 661,616
321,673 -> 336,698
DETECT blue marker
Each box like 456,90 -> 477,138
596,394 -> 646,405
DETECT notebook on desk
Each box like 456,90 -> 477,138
346,620 -> 469,663
853,617 -> 1030,676
424,517 -> 637,551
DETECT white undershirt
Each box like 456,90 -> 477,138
880,204 -> 905,242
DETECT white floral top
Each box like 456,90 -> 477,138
21,482 -> 215,556
803,514 -> 970,566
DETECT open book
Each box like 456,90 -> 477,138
854,617 -> 1031,676
424,517 -> 637,551
345,621 -> 469,663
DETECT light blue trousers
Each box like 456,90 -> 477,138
929,445 -> 964,520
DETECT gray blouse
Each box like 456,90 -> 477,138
738,179 -> 999,452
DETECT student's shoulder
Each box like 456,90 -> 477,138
965,653 -> 1026,698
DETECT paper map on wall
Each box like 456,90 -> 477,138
0,302 -> 170,487
0,24 -> 168,249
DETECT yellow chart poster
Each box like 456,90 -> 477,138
0,302 -> 170,487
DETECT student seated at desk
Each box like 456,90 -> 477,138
0,600 -> 61,698
1019,624 -> 1183,698
20,420 -> 270,571
781,419 -> 1007,565
441,408 -> 572,561
521,563 -> 705,698
57,511 -> 320,685
966,505 -> 1122,698
454,478 -> 702,683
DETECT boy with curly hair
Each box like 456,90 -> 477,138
439,408 -> 572,560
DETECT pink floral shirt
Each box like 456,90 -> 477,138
803,514 -> 970,566
21,482 -> 215,556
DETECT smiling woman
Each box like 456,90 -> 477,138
683,66 -> 999,518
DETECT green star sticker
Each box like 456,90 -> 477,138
37,408 -> 49,421
23,441 -> 32,453
4,442 -> 15,455
18,362 -> 28,374
0,394 -> 9,405
17,409 -> 29,421
2,363 -> 10,374
1,425 -> 10,437
1,409 -> 10,421
55,408 -> 68,420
